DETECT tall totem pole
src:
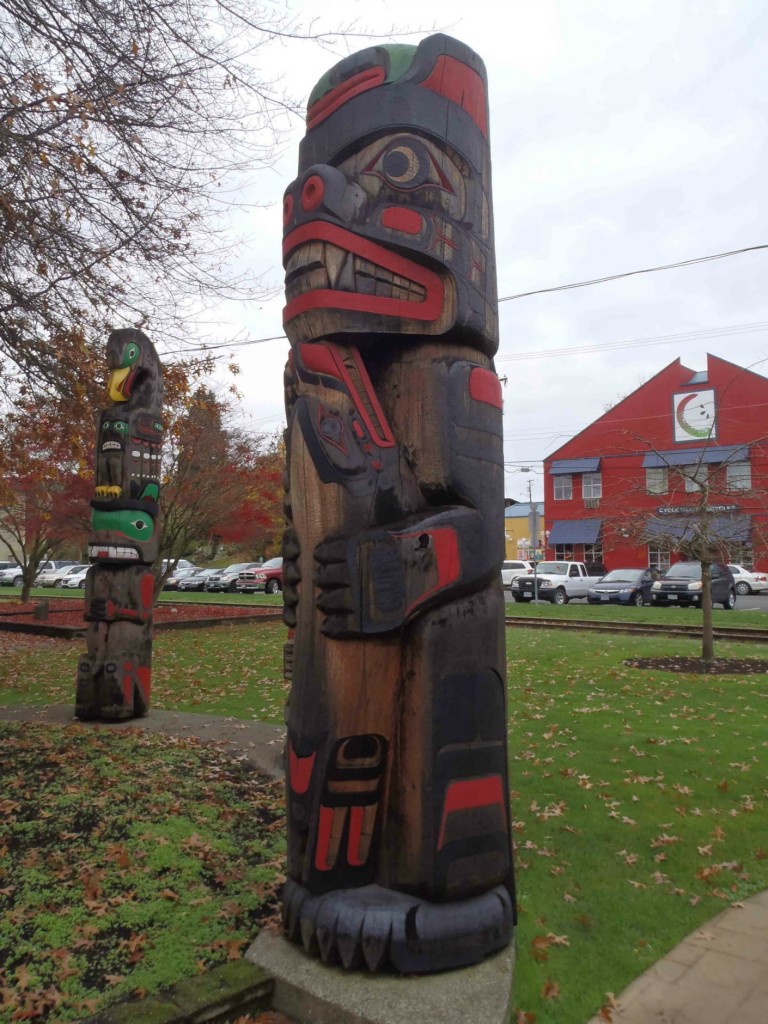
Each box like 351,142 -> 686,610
76,328 -> 163,721
281,35 -> 514,973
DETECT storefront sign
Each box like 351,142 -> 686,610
657,504 -> 739,515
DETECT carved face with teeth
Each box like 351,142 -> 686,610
282,35 -> 497,356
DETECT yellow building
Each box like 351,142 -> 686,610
504,501 -> 546,561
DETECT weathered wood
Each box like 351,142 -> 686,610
281,34 -> 514,973
75,329 -> 163,721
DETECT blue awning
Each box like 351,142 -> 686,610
644,514 -> 751,543
548,519 -> 603,545
642,444 -> 749,469
550,458 -> 601,475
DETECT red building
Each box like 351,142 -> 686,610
542,355 -> 768,571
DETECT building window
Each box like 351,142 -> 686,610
728,543 -> 754,566
646,467 -> 668,495
554,544 -> 575,560
584,543 -> 603,565
726,461 -> 751,492
582,472 -> 602,499
683,466 -> 708,492
648,545 -> 671,572
554,475 -> 572,500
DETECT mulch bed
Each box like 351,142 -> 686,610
625,656 -> 768,675
0,598 -> 279,635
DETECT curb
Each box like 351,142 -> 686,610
80,960 -> 274,1024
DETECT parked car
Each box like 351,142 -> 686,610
511,561 -> 600,604
64,566 -> 91,588
204,562 -> 262,593
161,558 -> 196,573
177,568 -> 217,592
500,560 -> 534,587
36,564 -> 90,588
163,566 -> 201,590
650,561 -> 736,609
0,565 -> 22,587
236,557 -> 284,595
727,563 -> 768,595
587,568 -> 658,607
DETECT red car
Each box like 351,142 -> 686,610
235,557 -> 283,595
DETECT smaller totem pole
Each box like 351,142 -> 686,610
76,329 -> 163,721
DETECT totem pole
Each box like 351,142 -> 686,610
281,35 -> 514,973
75,328 -> 163,721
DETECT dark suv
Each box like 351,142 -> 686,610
650,562 -> 736,610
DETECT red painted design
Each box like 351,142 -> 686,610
399,526 -> 461,618
307,67 -> 386,129
283,193 -> 294,226
437,775 -> 506,849
283,223 -> 445,326
434,224 -> 459,252
380,207 -> 425,235
314,805 -> 335,871
421,55 -> 488,137
136,665 -> 151,702
317,407 -> 347,453
298,343 -> 341,380
122,662 -> 133,705
289,744 -> 316,794
347,805 -> 367,866
469,367 -> 502,409
333,348 -> 395,448
298,341 -> 395,449
140,571 -> 154,612
301,174 -> 325,212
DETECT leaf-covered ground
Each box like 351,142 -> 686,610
507,629 -> 768,1023
1,622 -> 768,1022
0,723 -> 285,1023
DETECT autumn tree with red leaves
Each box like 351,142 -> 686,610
0,393 -> 93,602
157,386 -> 283,591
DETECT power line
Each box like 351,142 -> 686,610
163,243 -> 768,359
497,243 -> 768,303
496,321 -> 768,363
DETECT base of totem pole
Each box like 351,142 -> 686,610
246,929 -> 514,1024
282,879 -> 514,974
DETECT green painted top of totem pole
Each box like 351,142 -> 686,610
307,43 -> 418,109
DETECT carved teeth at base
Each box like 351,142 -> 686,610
88,545 -> 140,560
300,917 -> 320,956
316,924 -> 339,964
361,922 -> 391,972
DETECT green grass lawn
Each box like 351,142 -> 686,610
1,620 -> 767,1023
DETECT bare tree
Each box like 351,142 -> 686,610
603,436 -> 767,661
0,0 -> 382,392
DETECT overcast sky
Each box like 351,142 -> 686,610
190,0 -> 768,502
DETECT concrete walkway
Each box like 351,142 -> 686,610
2,703 -> 767,1023
586,890 -> 768,1024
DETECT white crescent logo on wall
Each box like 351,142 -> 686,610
673,389 -> 716,442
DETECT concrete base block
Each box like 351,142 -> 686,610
246,929 -> 515,1024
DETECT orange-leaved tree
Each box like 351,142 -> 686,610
0,390 -> 94,603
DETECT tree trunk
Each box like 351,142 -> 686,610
701,560 -> 714,662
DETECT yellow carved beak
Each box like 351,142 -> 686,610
108,367 -> 130,402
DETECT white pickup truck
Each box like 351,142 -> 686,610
510,561 -> 605,605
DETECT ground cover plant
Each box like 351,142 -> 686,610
1,623 -> 767,1022
0,723 -> 285,1023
